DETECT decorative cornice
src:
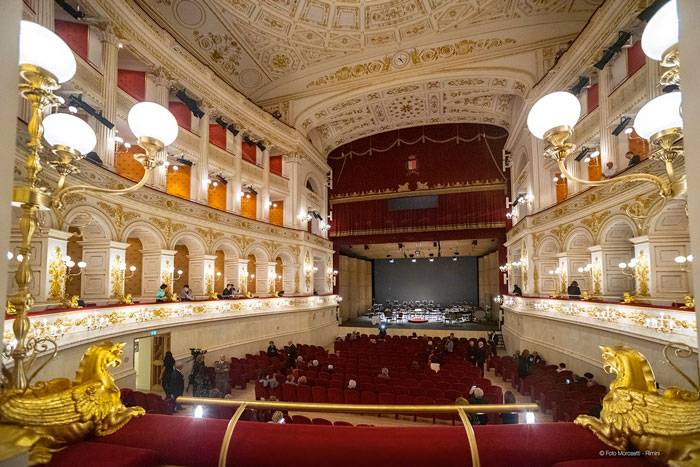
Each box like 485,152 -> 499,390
330,180 -> 505,205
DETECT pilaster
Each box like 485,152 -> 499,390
188,254 -> 217,298
79,240 -> 130,303
141,249 -> 177,299
95,25 -> 119,168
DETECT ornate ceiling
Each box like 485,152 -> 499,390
135,0 -> 603,153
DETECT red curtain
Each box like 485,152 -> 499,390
117,70 -> 146,101
626,40 -> 646,77
331,190 -> 505,237
242,142 -> 257,164
209,124 -> 226,150
55,20 -> 88,61
168,102 -> 191,131
328,124 -> 506,197
586,83 -> 599,114
270,155 -> 283,176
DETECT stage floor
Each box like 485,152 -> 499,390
341,315 -> 498,331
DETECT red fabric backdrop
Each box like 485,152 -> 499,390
331,190 -> 505,237
270,155 -> 283,176
626,40 -> 646,77
117,70 -> 146,101
586,83 -> 599,114
242,142 -> 257,164
328,124 -> 507,197
54,20 -> 88,62
168,102 -> 191,131
209,124 -> 227,150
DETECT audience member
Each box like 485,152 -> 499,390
603,161 -> 615,178
445,337 -> 455,353
156,283 -> 168,302
466,340 -> 478,366
377,367 -> 390,379
267,341 -> 278,357
517,350 -> 530,379
583,372 -> 597,388
567,281 -> 581,299
556,363 -> 567,373
270,411 -> 286,424
285,374 -> 296,385
214,354 -> 230,394
347,379 -> 357,390
162,351 -> 176,399
500,391 -> 519,424
467,387 -> 488,425
512,284 -> 522,296
179,284 -> 194,301
625,151 -> 641,167
220,283 -> 235,299
476,341 -> 486,373
297,375 -> 308,385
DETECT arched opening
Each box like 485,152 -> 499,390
313,256 -> 325,294
247,254 -> 256,294
275,257 -> 283,292
122,222 -> 166,298
124,237 -> 142,297
65,226 -> 83,299
173,244 -> 189,293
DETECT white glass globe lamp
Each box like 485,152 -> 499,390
127,102 -> 179,149
527,92 -> 581,140
19,20 -> 76,83
641,0 -> 678,61
633,92 -> 682,141
43,113 -> 97,156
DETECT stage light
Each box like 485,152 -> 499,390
194,406 -> 204,418
389,259 -> 394,263
452,257 -> 458,262
429,258 -> 434,262
411,259 -> 416,263
624,127 -> 634,135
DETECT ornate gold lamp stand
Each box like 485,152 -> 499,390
7,30 -> 177,386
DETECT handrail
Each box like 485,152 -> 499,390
177,397 -> 539,467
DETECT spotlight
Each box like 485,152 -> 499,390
411,259 -> 416,263
569,76 -> 590,96
452,257 -> 458,261
68,95 -> 114,129
624,127 -> 634,135
68,105 -> 77,114
429,258 -> 434,262
175,89 -> 204,118
389,259 -> 394,263
612,116 -> 633,136
590,150 -> 600,158
172,165 -> 179,171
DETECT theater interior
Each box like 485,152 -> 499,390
0,0 -> 699,466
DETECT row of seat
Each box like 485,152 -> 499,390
120,389 -> 175,415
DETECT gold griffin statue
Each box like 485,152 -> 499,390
575,345 -> 700,466
0,341 -> 144,464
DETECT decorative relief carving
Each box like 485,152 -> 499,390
151,218 -> 186,243
98,202 -> 139,235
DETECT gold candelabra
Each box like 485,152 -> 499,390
111,256 -> 137,305
5,24 -> 177,391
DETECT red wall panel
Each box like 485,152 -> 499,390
328,124 -> 507,197
117,70 -> 146,101
270,155 -> 283,176
209,124 -> 227,150
168,102 -> 191,132
54,20 -> 88,62
242,142 -> 257,164
586,83 -> 599,114
626,40 -> 646,77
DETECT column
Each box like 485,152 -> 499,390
224,173 -> 235,213
284,153 -> 304,228
261,146 -> 271,221
95,25 -> 119,168
223,258 -> 238,290
141,249 -> 177,298
36,0 -> 55,29
253,261 -> 270,296
188,254 -> 216,298
236,259 -> 248,295
267,261 -> 277,295
195,106 -> 211,204
2,0 -> 21,342
230,133 -> 243,214
679,0 -> 700,354
589,244 -> 634,299
145,69 -> 171,190
598,68 -> 617,172
646,59 -> 662,100
79,241 -> 130,303
520,235 -> 535,295
8,228 -> 72,304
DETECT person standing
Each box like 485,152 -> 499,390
162,351 -> 176,399
214,354 -> 230,395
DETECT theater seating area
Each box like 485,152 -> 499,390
490,356 -> 607,422
119,388 -> 175,415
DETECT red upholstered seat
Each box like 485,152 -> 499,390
333,421 -> 353,426
327,387 -> 344,404
255,381 -> 269,400
120,388 -> 134,406
360,390 -> 378,405
297,384 -> 312,402
312,418 -> 332,425
292,415 -> 311,424
131,391 -> 147,409
311,385 -> 328,403
47,441 -> 159,467
344,389 -> 360,404
282,383 -> 298,402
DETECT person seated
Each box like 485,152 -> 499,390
377,367 -> 390,379
567,281 -> 582,299
269,411 -> 286,424
512,284 -> 522,296
179,284 -> 194,301
603,161 -> 615,179
625,151 -> 641,167
267,341 -> 278,357
500,391 -> 519,424
583,372 -> 596,388
327,364 -> 334,373
297,375 -> 308,385
556,362 -> 567,373
347,379 -> 358,390
285,374 -> 297,385
467,387 -> 488,425
156,283 -> 168,302
220,283 -> 234,299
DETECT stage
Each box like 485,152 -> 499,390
340,314 -> 498,332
